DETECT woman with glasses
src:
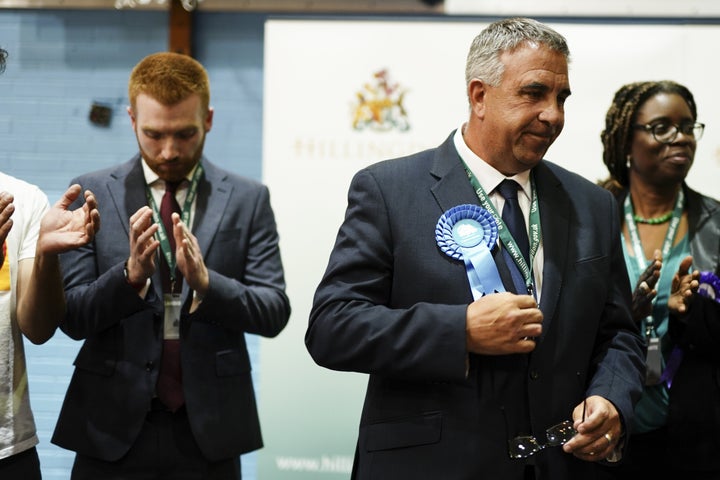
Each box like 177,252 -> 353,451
599,80 -> 720,479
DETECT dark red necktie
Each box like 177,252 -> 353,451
156,180 -> 184,411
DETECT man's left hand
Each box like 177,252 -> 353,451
172,212 -> 209,297
562,395 -> 622,462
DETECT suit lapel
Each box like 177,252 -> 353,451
427,139 -> 572,336
428,133 -> 519,295
179,160 -> 232,299
429,133 -> 478,213
190,160 -> 231,258
533,162 -> 569,336
103,157 -> 168,302
106,156 -> 147,239
107,157 -> 233,304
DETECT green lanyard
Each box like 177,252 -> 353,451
623,189 -> 684,337
462,162 -> 541,290
145,163 -> 204,285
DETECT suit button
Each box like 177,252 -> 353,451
145,361 -> 154,371
529,371 -> 539,380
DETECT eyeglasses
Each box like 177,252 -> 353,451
508,398 -> 585,459
508,420 -> 578,458
633,122 -> 705,144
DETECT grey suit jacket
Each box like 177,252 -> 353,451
306,133 -> 645,479
52,155 -> 290,462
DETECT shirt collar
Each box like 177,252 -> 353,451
452,125 -> 531,199
141,158 -> 198,188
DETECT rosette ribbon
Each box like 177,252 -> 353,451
659,271 -> 720,389
698,271 -> 720,303
436,204 -> 503,300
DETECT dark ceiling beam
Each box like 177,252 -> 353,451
169,0 -> 193,56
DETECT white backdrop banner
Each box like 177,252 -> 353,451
259,18 -> 719,478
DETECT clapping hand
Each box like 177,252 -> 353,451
0,191 -> 15,265
631,249 -> 662,322
668,255 -> 699,318
36,185 -> 101,256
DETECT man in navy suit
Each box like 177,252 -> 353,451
307,18 -> 645,479
52,52 -> 290,479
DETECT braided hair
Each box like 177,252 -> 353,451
599,80 -> 697,195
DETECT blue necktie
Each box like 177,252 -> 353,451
497,179 -> 530,264
496,180 -> 530,294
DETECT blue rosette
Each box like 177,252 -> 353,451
436,204 -> 504,299
698,271 -> 720,303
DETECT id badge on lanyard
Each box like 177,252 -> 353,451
624,192 -> 683,386
645,336 -> 662,386
164,293 -> 182,340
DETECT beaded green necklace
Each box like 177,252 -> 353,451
632,211 -> 673,224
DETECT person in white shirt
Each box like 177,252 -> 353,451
0,46 -> 100,480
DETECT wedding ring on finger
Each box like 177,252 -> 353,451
604,432 -> 613,446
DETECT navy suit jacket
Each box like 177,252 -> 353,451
52,156 -> 290,462
306,133 -> 645,479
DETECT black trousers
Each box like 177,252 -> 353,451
0,446 -> 41,480
602,427 -> 720,480
524,465 -> 535,479
71,404 -> 240,480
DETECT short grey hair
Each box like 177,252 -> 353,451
465,17 -> 570,88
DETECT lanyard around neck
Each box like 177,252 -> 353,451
462,162 -> 541,289
623,188 -> 684,336
145,163 -> 204,281
624,189 -> 684,273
